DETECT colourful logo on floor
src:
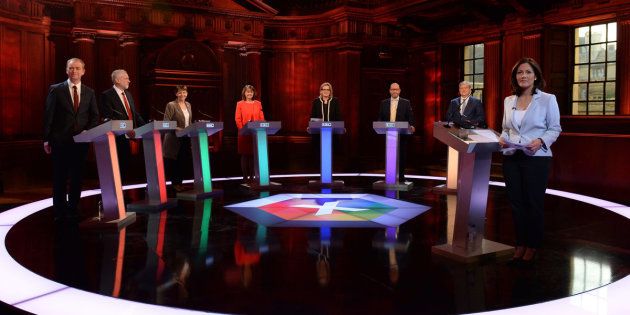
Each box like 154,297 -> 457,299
226,194 -> 430,227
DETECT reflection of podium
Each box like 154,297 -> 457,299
176,121 -> 223,200
307,121 -> 345,187
128,121 -> 178,211
372,121 -> 413,191
73,120 -> 136,228
431,122 -> 513,262
239,121 -> 282,188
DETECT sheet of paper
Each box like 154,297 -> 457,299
467,129 -> 499,142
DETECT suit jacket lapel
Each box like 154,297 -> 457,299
520,92 -> 541,130
509,97 -> 521,132
61,82 -> 74,113
111,89 -> 129,119
79,86 -> 90,111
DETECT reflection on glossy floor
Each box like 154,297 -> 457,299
5,176 -> 630,315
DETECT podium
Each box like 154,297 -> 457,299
239,121 -> 282,189
431,122 -> 513,262
176,121 -> 223,200
372,121 -> 414,191
127,121 -> 178,211
307,121 -> 345,187
73,120 -> 136,229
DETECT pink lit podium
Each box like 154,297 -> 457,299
431,122 -> 513,262
176,121 -> 223,200
127,121 -> 178,211
73,120 -> 136,229
372,121 -> 414,191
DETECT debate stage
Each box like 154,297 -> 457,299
1,174 -> 629,314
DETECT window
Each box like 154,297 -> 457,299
572,22 -> 617,115
463,43 -> 484,100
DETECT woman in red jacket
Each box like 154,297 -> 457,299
235,85 -> 265,183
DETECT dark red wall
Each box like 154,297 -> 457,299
0,0 -> 629,202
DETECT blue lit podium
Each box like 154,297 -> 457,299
372,121 -> 414,191
127,121 -> 178,211
431,122 -> 513,262
73,120 -> 136,229
176,121 -> 223,200
307,121 -> 345,187
239,121 -> 282,189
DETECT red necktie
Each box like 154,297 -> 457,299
72,86 -> 79,112
121,91 -> 133,126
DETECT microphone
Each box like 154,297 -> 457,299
197,110 -> 214,121
101,108 -> 125,123
152,106 -> 165,120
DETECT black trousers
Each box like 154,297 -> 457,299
115,135 -> 131,183
166,137 -> 191,186
502,151 -> 551,248
51,142 -> 89,219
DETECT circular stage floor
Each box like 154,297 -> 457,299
2,174 -> 630,314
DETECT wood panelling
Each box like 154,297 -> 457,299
0,0 -> 629,202
483,39 -> 502,130
543,26 -> 571,114
1,27 -> 23,138
550,134 -> 630,203
617,16 -> 630,114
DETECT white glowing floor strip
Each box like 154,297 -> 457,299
0,174 -> 628,315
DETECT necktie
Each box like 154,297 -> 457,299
460,98 -> 468,115
390,100 -> 398,122
72,86 -> 79,112
121,91 -> 133,126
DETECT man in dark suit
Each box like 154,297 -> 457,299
445,81 -> 486,128
378,82 -> 415,182
43,58 -> 99,221
99,69 -> 146,182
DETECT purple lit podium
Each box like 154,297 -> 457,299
239,121 -> 282,189
127,121 -> 178,211
307,121 -> 345,187
176,121 -> 223,200
431,122 -> 514,263
372,121 -> 414,191
73,120 -> 136,229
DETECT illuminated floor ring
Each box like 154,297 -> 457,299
0,173 -> 628,315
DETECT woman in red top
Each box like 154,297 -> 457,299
235,85 -> 265,182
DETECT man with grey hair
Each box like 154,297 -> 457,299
43,57 -> 99,222
446,81 -> 486,128
100,69 -> 145,182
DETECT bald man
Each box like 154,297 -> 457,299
378,82 -> 415,182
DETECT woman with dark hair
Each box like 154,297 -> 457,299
163,85 -> 193,192
499,58 -> 562,264
235,85 -> 265,183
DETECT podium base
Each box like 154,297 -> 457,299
80,212 -> 136,231
432,184 -> 458,195
240,181 -> 282,190
372,180 -> 413,191
177,189 -> 223,200
431,239 -> 514,264
308,179 -> 344,188
127,198 -> 178,212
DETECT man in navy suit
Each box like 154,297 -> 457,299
99,69 -> 145,182
445,81 -> 486,128
378,82 -> 415,182
43,58 -> 99,221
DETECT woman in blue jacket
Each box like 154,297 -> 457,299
499,58 -> 562,263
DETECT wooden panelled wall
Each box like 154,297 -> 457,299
0,0 -> 629,202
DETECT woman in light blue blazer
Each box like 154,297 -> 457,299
499,58 -> 561,264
